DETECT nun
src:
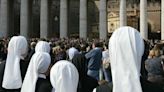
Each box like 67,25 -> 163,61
50,60 -> 79,92
21,52 -> 52,92
0,36 -> 28,92
109,26 -> 145,92
72,53 -> 98,92
26,41 -> 50,62
93,27 -> 145,92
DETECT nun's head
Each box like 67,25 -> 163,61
50,60 -> 79,92
8,36 -> 28,59
35,41 -> 50,53
32,52 -> 51,74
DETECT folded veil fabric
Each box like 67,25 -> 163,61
2,36 -> 28,89
50,60 -> 79,92
35,41 -> 50,53
21,52 -> 51,92
109,26 -> 144,92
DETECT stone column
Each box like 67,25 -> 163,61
120,0 -> 127,27
140,0 -> 148,40
79,0 -> 87,39
8,0 -> 14,36
20,0 -> 32,38
99,0 -> 107,40
40,0 -> 49,38
162,0 -> 164,40
60,0 -> 68,38
0,0 -> 9,37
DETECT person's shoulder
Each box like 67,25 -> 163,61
145,58 -> 153,63
96,48 -> 102,52
153,57 -> 163,62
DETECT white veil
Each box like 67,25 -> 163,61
2,36 -> 28,89
35,41 -> 50,53
109,26 -> 144,92
21,52 -> 51,92
50,60 -> 79,92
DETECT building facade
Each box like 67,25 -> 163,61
0,0 -> 163,40
107,0 -> 161,39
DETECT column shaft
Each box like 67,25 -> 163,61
20,0 -> 31,38
120,0 -> 127,27
0,0 -> 9,37
162,0 -> 164,40
40,0 -> 49,38
60,0 -> 68,38
79,0 -> 87,39
140,0 -> 148,40
99,0 -> 107,40
9,0 -> 14,36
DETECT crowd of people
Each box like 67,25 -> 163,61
0,26 -> 164,92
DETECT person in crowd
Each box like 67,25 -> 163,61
58,44 -> 67,60
79,43 -> 88,55
85,41 -> 102,80
0,36 -> 29,92
21,52 -> 52,92
52,45 -> 66,63
145,48 -> 164,84
68,43 -> 79,61
72,54 -> 98,92
148,50 -> 156,59
93,26 -> 145,92
101,43 -> 112,82
26,41 -> 36,62
50,60 -> 79,92
140,40 -> 150,80
93,80 -> 112,92
0,40 -> 7,62
26,41 -> 50,62
0,40 -> 5,61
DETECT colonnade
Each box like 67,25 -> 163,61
0,0 -> 163,40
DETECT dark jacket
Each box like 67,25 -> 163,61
35,78 -> 52,92
72,54 -> 98,92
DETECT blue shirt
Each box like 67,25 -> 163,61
85,48 -> 102,71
